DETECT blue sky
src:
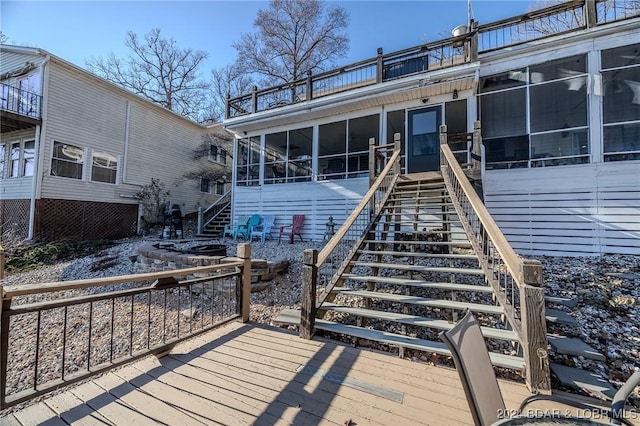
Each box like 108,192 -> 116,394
1,1 -> 535,75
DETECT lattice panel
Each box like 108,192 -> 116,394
0,199 -> 30,243
35,199 -> 138,241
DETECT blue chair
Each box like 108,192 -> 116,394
234,214 -> 261,241
250,215 -> 276,243
224,215 -> 249,239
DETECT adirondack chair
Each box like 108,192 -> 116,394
234,214 -> 261,241
223,215 -> 249,239
278,214 -> 305,244
250,215 -> 276,243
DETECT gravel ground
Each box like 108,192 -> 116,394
1,237 -> 638,404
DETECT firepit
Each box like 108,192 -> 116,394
185,244 -> 227,256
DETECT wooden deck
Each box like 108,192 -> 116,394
0,321 -> 606,426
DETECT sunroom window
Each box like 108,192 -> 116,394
236,136 -> 261,186
8,140 -> 35,177
479,55 -> 589,169
0,144 -> 5,179
318,114 -> 379,180
51,141 -> 84,179
602,43 -> 640,162
91,152 -> 117,184
264,127 -> 312,184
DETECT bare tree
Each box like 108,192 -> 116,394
0,31 -> 8,44
233,0 -> 349,86
210,64 -> 254,122
86,29 -> 211,123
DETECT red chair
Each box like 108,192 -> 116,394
278,215 -> 305,244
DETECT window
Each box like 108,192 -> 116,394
0,144 -> 5,179
216,181 -> 225,195
236,136 -> 261,186
479,55 -> 589,169
18,73 -> 40,117
208,145 -> 227,165
264,127 -> 312,184
602,43 -> 640,162
200,177 -> 211,193
318,114 -> 379,180
8,139 -> 35,178
91,152 -> 117,184
51,141 -> 84,179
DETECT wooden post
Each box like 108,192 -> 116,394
300,249 -> 317,339
520,259 -> 551,393
0,288 -> 9,407
584,0 -> 597,28
0,246 -> 4,280
376,47 -> 384,83
469,20 -> 479,62
251,86 -> 258,114
393,133 -> 401,175
368,137 -> 377,188
238,243 -> 251,323
439,124 -> 448,168
306,70 -> 313,101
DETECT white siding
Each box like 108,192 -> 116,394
233,178 -> 369,241
36,60 -> 214,215
0,51 -> 44,75
484,161 -> 640,256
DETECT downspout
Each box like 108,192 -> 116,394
122,100 -> 132,184
27,54 -> 51,240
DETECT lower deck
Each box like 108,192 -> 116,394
2,321 -> 627,426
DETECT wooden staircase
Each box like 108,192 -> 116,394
198,200 -> 231,237
309,173 -> 526,371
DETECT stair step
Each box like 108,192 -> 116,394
315,320 -> 524,371
332,288 -> 503,314
363,240 -> 472,249
545,309 -> 577,325
357,250 -> 478,260
550,363 -> 616,400
274,308 -> 303,326
350,261 -> 485,276
544,295 -> 579,308
547,336 -> 606,362
321,304 -> 519,341
341,274 -> 492,293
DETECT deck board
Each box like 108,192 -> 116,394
1,321 -> 545,426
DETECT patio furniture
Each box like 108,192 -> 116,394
440,311 -> 640,426
278,214 -> 305,244
234,214 -> 261,241
250,215 -> 276,243
223,215 -> 249,239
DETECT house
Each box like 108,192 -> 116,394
0,45 -> 231,242
223,0 -> 640,256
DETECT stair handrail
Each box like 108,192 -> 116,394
439,129 -> 550,393
197,190 -> 232,234
301,136 -> 402,338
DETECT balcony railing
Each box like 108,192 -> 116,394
226,0 -> 639,119
0,82 -> 42,120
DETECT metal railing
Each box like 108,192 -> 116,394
227,1 -> 639,120
227,32 -> 474,118
0,82 -> 42,119
439,138 -> 550,393
299,135 -> 402,338
0,245 -> 4,280
197,190 -> 232,234
0,244 -> 253,409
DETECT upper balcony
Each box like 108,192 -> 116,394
1,82 -> 43,134
226,0 -> 640,120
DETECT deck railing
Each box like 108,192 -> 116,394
300,135 -> 401,339
227,1 -> 639,120
226,32 -> 474,118
439,132 -> 550,393
0,245 -> 4,280
0,244 -> 253,409
197,190 -> 232,234
0,82 -> 42,120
